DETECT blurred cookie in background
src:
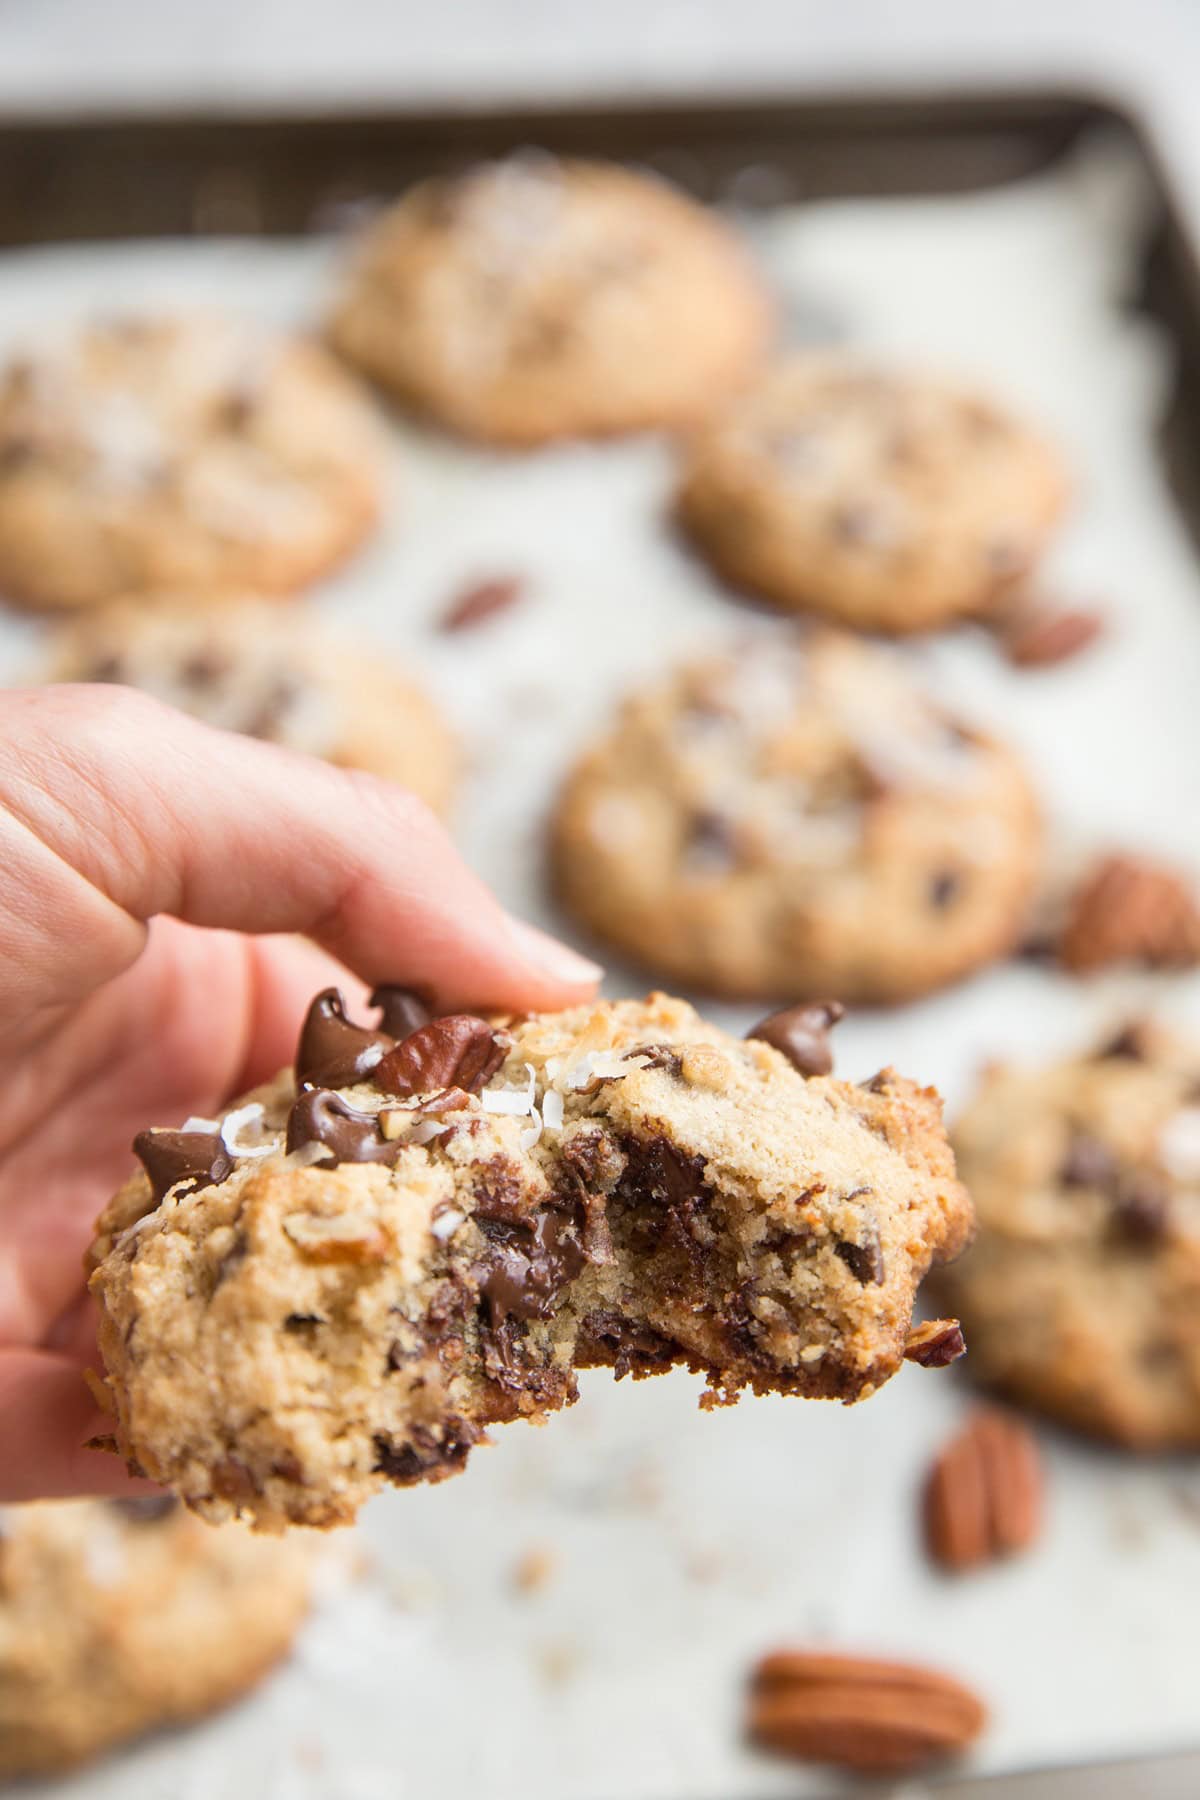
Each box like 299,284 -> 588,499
0,313 -> 385,611
41,596 -> 457,813
676,354 -> 1068,634
328,153 -> 773,445
941,1023 -> 1200,1449
551,629 -> 1039,1003
0,1497 -> 314,1779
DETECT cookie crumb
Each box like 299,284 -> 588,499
512,1545 -> 558,1594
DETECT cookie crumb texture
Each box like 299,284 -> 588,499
0,313 -> 384,610
0,1498 -> 313,1779
44,596 -> 457,814
942,1025 -> 1200,1448
553,631 -> 1040,1002
677,354 -> 1068,634
89,992 -> 970,1530
329,155 -> 772,444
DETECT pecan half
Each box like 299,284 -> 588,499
439,575 -> 525,633
747,1649 -> 987,1774
1059,853 -> 1200,973
924,1409 -> 1043,1572
374,1016 -> 509,1097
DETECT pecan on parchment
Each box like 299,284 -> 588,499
924,1408 -> 1044,1573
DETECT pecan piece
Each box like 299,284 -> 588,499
747,1649 -> 987,1774
439,575 -> 525,633
1059,853 -> 1200,973
924,1409 -> 1043,1573
375,1015 -> 509,1097
1000,603 -> 1105,668
903,1318 -> 966,1368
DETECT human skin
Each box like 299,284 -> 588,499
0,685 -> 600,1503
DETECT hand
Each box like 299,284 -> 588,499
0,684 -> 600,1503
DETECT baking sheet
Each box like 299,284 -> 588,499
5,127 -> 1200,1799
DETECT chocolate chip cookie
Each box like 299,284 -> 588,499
0,1497 -> 313,1778
88,987 -> 971,1530
0,313 -> 384,611
676,355 -> 1068,633
328,154 -> 772,445
42,597 -> 457,813
941,1023 -> 1200,1449
551,630 -> 1040,1003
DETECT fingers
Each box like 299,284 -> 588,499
0,685 -> 601,1017
0,1348 -> 162,1502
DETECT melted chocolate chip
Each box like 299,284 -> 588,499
747,1001 -> 845,1078
837,1229 -> 885,1285
107,1495 -> 178,1524
639,1044 -> 684,1077
285,1089 -> 402,1167
374,1420 -> 479,1485
370,984 -> 432,1039
295,988 -> 393,1090
1060,1133 -> 1117,1190
374,1015 -> 508,1098
1113,1172 -> 1170,1243
476,1210 -> 586,1327
133,1129 -> 233,1205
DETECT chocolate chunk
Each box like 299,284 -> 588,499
133,1129 -> 233,1205
930,870 -> 962,910
747,1001 -> 845,1078
639,1044 -> 684,1077
0,435 -> 35,473
682,810 -> 739,877
1060,1132 -> 1117,1190
370,984 -> 432,1039
903,1319 -> 966,1368
477,1210 -> 586,1327
374,1420 -> 479,1484
180,649 -> 230,690
1096,1022 -> 1151,1062
285,1089 -> 403,1167
87,655 -> 126,684
374,1015 -> 508,1098
1113,1172 -> 1170,1243
107,1495 -> 178,1524
295,987 -> 393,1089
837,1229 -> 885,1285
439,575 -> 525,633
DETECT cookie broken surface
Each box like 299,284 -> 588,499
941,1023 -> 1200,1449
88,991 -> 971,1531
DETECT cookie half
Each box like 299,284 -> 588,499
551,630 -> 1040,1003
0,313 -> 385,611
0,1497 -> 313,1778
328,155 -> 772,445
677,354 -> 1068,633
941,1024 -> 1200,1449
42,597 -> 457,814
88,988 -> 970,1529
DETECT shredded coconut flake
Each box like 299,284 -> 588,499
431,1207 -> 466,1241
519,1113 -> 544,1152
482,1063 -> 538,1115
284,1140 -> 335,1169
221,1102 -> 279,1159
541,1089 -> 565,1134
408,1117 -> 452,1146
564,1050 -> 646,1090
181,1113 -> 221,1132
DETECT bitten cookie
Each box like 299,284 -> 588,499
42,598 -> 457,814
551,630 -> 1040,1003
88,987 -> 970,1530
941,1023 -> 1200,1449
0,313 -> 384,611
0,1497 -> 313,1779
328,154 -> 772,445
676,355 -> 1068,633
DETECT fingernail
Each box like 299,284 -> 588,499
506,917 -> 603,985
